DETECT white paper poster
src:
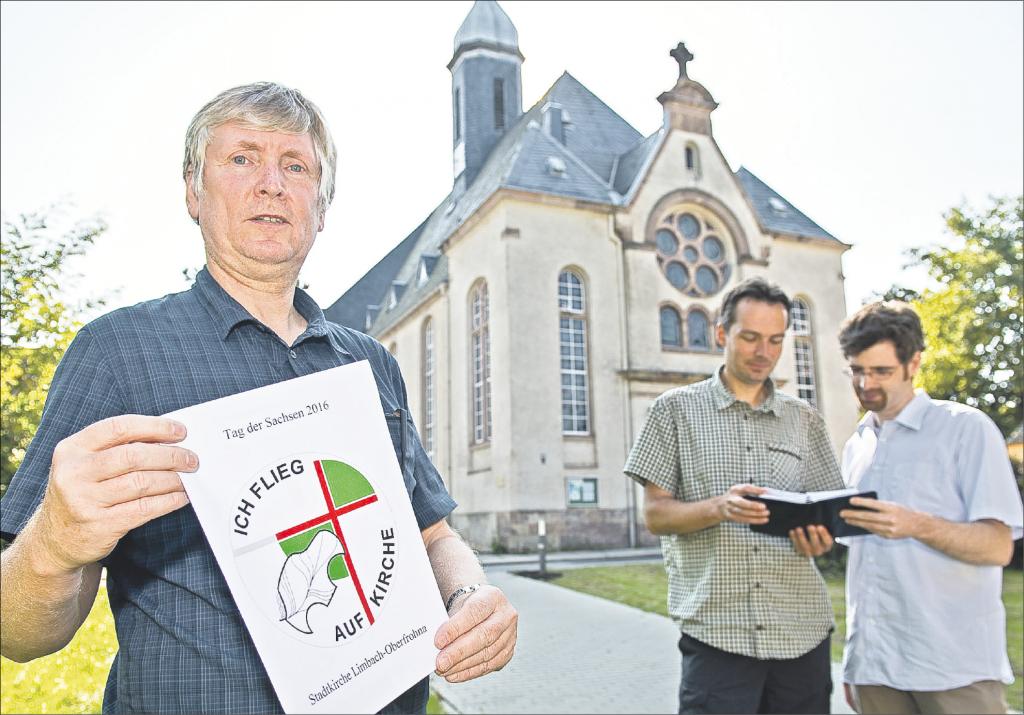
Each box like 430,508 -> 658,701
169,361 -> 447,713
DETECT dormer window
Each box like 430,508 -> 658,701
768,197 -> 788,214
387,282 -> 406,311
546,156 -> 567,177
418,261 -> 429,287
364,305 -> 380,332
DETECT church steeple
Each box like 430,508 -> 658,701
449,1 -> 523,194
658,42 -> 718,135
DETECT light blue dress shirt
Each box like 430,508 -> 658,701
841,391 -> 1023,691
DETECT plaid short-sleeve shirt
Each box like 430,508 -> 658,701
0,268 -> 456,714
624,368 -> 843,660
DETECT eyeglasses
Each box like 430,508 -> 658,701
842,366 -> 900,380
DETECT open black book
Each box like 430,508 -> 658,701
749,488 -> 877,538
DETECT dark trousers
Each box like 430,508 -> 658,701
678,633 -> 832,714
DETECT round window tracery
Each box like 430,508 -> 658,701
653,209 -> 732,297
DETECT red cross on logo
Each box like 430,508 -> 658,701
275,460 -> 379,624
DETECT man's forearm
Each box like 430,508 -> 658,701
644,494 -> 724,535
914,517 -> 1013,566
0,511 -> 100,662
424,523 -> 487,609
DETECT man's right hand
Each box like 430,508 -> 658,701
716,484 -> 769,525
37,415 -> 198,574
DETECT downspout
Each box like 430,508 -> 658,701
611,214 -> 638,548
444,281 -> 455,507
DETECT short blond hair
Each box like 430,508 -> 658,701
183,82 -> 337,213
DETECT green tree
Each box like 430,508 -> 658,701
1,208 -> 106,496
883,196 -> 1022,437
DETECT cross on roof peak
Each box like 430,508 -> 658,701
670,42 -> 694,80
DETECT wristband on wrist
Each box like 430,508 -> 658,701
444,583 -> 483,612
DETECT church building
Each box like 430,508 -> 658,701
326,1 -> 860,551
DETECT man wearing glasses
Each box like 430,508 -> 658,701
836,301 -> 1022,714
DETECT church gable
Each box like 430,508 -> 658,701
327,9 -> 843,337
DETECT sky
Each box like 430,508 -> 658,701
2,1 -> 1022,320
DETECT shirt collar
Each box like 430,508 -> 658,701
893,389 -> 931,431
193,267 -> 333,345
710,366 -> 782,416
857,389 -> 931,435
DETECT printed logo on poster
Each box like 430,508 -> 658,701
230,452 -> 399,647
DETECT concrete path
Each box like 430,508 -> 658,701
432,570 -> 853,714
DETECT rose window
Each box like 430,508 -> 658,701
654,210 -> 732,297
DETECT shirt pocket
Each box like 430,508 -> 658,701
384,407 -> 417,495
885,459 -> 959,520
767,443 -> 803,491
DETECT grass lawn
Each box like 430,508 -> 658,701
1,586 -> 116,714
3,566 -> 1016,713
550,563 -> 1024,712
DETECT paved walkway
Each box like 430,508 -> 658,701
432,570 -> 853,714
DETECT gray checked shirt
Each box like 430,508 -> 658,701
0,268 -> 456,714
624,368 -> 844,660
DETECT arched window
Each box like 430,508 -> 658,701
493,78 -> 505,131
470,282 -> 491,444
792,298 -> 811,336
558,270 -> 589,435
421,318 -> 435,459
660,305 -> 682,348
454,88 -> 462,142
792,298 -> 818,407
687,309 -> 710,351
685,142 -> 701,176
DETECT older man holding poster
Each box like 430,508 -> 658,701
0,82 -> 517,714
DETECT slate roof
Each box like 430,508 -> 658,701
612,130 -> 661,196
453,0 -> 518,54
735,167 -> 838,242
325,73 -> 843,334
324,218 -> 426,331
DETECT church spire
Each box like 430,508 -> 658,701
451,0 -> 521,62
449,1 -> 524,194
658,41 -> 718,135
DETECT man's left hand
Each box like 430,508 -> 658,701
789,524 -> 834,556
434,585 -> 517,683
840,497 -> 925,539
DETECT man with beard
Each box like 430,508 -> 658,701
625,277 -> 843,714
836,301 -> 1022,714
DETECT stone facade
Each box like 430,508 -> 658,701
330,2 -> 861,552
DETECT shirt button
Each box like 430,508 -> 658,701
754,582 -> 762,588
752,546 -> 760,553
745,446 -> 752,452
289,349 -> 298,359
755,625 -> 765,631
